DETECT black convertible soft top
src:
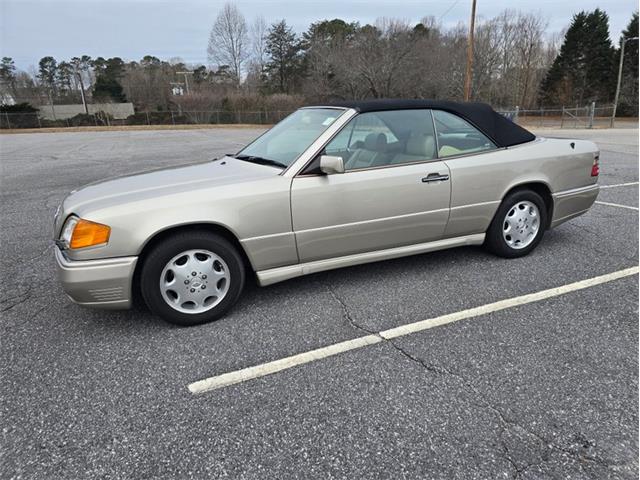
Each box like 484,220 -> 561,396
327,99 -> 536,148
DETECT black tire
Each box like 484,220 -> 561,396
140,230 -> 245,326
484,189 -> 548,258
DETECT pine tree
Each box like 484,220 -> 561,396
0,57 -> 17,97
264,20 -> 303,93
92,57 -> 127,102
37,56 -> 58,97
583,9 -> 615,102
539,9 -> 614,105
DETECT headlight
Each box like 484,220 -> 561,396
59,215 -> 111,249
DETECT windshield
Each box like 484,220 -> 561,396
237,108 -> 345,168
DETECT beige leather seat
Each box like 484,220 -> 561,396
391,133 -> 436,164
345,133 -> 388,170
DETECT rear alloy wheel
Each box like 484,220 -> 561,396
141,231 -> 245,326
485,189 -> 547,258
501,200 -> 540,250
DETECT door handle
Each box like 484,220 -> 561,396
422,173 -> 449,183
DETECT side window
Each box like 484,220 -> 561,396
324,121 -> 354,155
322,109 -> 437,171
432,110 -> 496,158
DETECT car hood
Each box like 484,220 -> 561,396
58,157 -> 280,225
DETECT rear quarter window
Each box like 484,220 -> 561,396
433,110 -> 496,158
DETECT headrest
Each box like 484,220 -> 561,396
364,132 -> 387,151
405,133 -> 435,158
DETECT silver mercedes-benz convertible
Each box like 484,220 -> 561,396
53,100 -> 600,325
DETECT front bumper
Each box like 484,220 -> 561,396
54,247 -> 138,309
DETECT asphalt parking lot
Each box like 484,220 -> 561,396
1,126 -> 638,479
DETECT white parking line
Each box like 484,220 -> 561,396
188,266 -> 639,394
599,182 -> 639,189
595,201 -> 639,211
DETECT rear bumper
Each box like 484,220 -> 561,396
54,247 -> 137,309
551,184 -> 599,228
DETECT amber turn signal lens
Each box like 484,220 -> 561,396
69,219 -> 111,249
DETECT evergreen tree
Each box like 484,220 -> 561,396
70,55 -> 92,99
264,20 -> 303,93
92,75 -> 126,102
56,61 -> 73,96
539,9 -> 614,105
0,57 -> 17,88
37,56 -> 58,97
302,18 -> 358,47
583,9 -> 616,102
92,57 -> 127,102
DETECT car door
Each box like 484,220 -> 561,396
430,109 -> 501,238
290,109 -> 451,263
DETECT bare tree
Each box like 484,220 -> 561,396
349,19 -> 420,98
513,12 -> 548,107
468,10 -> 551,107
250,16 -> 268,72
244,15 -> 268,91
207,3 -> 249,85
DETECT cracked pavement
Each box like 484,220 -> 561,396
1,127 -> 638,479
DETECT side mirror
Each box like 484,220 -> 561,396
319,155 -> 345,175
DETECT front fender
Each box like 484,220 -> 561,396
64,176 -> 297,271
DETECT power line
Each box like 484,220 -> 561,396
439,0 -> 462,21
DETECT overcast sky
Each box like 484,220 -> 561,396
1,0 -> 637,70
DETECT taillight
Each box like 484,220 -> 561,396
591,154 -> 599,177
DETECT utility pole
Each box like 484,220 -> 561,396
71,58 -> 89,114
76,70 -> 88,114
48,90 -> 57,120
463,0 -> 477,101
611,36 -> 639,127
176,71 -> 193,94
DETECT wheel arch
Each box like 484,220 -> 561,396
500,181 -> 554,229
132,223 -> 255,308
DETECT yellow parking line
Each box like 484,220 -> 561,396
188,266 -> 639,394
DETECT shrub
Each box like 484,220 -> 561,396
0,102 -> 40,128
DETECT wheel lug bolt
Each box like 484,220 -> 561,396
184,280 -> 189,284
190,288 -> 195,293
201,285 -> 206,289
192,272 -> 197,276
201,274 -> 207,279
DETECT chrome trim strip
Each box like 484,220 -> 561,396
450,200 -> 500,211
300,106 -> 349,111
241,231 -> 293,242
553,184 -> 599,198
295,156 -> 446,177
55,248 -> 137,269
438,146 -> 506,161
256,233 -> 485,286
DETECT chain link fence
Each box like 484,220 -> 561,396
499,104 -> 621,129
2,104 -> 634,130
0,110 -> 294,129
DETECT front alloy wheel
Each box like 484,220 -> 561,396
159,249 -> 230,314
141,231 -> 245,326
